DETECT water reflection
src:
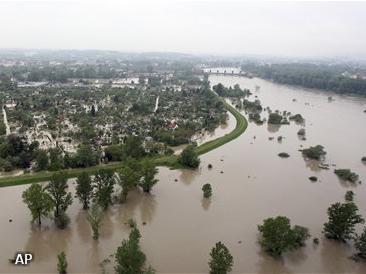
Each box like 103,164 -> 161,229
267,124 -> 281,133
286,247 -> 308,266
99,209 -> 114,239
256,251 -> 291,274
319,239 -> 354,273
304,159 -> 322,172
24,223 -> 72,262
76,210 -> 92,243
201,197 -> 211,210
337,178 -> 359,188
140,193 -> 157,224
179,168 -> 200,185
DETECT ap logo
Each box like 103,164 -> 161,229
12,252 -> 33,265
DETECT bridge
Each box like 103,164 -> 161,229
201,68 -> 253,77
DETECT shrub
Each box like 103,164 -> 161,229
278,152 -> 290,158
301,145 -> 326,160
323,202 -> 364,241
289,114 -> 305,123
178,145 -> 200,168
334,169 -> 359,183
309,176 -> 318,182
345,191 -> 354,202
202,184 -> 212,198
258,216 -> 310,256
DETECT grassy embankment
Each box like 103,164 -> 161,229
0,98 -> 247,187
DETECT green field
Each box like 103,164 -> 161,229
0,97 -> 247,187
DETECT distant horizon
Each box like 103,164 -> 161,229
1,47 -> 365,62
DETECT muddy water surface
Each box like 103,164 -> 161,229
1,76 -> 366,273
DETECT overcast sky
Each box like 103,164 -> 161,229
0,0 -> 365,58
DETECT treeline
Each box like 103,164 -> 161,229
0,135 -> 146,172
242,63 -> 366,95
213,83 -> 251,97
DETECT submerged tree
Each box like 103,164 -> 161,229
115,226 -> 154,274
76,172 -> 93,209
323,202 -> 364,241
139,161 -> 158,193
345,191 -> 355,202
22,183 -> 54,225
93,169 -> 116,210
355,227 -> 366,259
202,183 -> 212,198
208,242 -> 233,274
258,216 -> 310,256
117,160 -> 141,202
178,145 -> 200,168
87,203 -> 103,240
46,172 -> 73,218
301,145 -> 326,160
57,251 -> 68,274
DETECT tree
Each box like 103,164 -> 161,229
87,203 -> 103,240
178,145 -> 200,168
75,144 -> 98,168
268,113 -> 284,125
46,172 -> 73,218
208,242 -> 233,274
124,136 -> 145,159
105,145 -> 124,161
115,226 -> 152,274
355,227 -> 366,259
91,104 -> 96,116
202,183 -> 212,198
35,149 -> 49,171
301,145 -> 326,160
22,184 -> 54,225
93,169 -> 116,210
117,160 -> 141,202
345,191 -> 354,202
76,172 -> 93,209
258,216 -> 310,256
57,251 -> 68,274
139,161 -> 158,193
323,202 -> 364,241
49,148 -> 64,171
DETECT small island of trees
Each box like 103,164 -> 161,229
268,113 -> 289,125
301,145 -> 326,160
334,169 -> 360,183
258,216 -> 310,256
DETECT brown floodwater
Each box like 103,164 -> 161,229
1,76 -> 366,273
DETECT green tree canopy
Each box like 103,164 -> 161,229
35,149 -> 49,171
178,145 -> 200,168
46,172 -> 73,218
22,183 -> 54,225
57,251 -> 68,274
115,226 -> 154,274
202,183 -> 212,198
93,169 -> 116,210
117,159 -> 142,202
258,216 -> 310,256
75,172 -> 93,209
208,241 -> 233,274
323,202 -> 364,241
139,160 -> 158,193
87,203 -> 103,240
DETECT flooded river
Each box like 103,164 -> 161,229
1,76 -> 366,273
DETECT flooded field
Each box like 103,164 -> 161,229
1,76 -> 366,273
